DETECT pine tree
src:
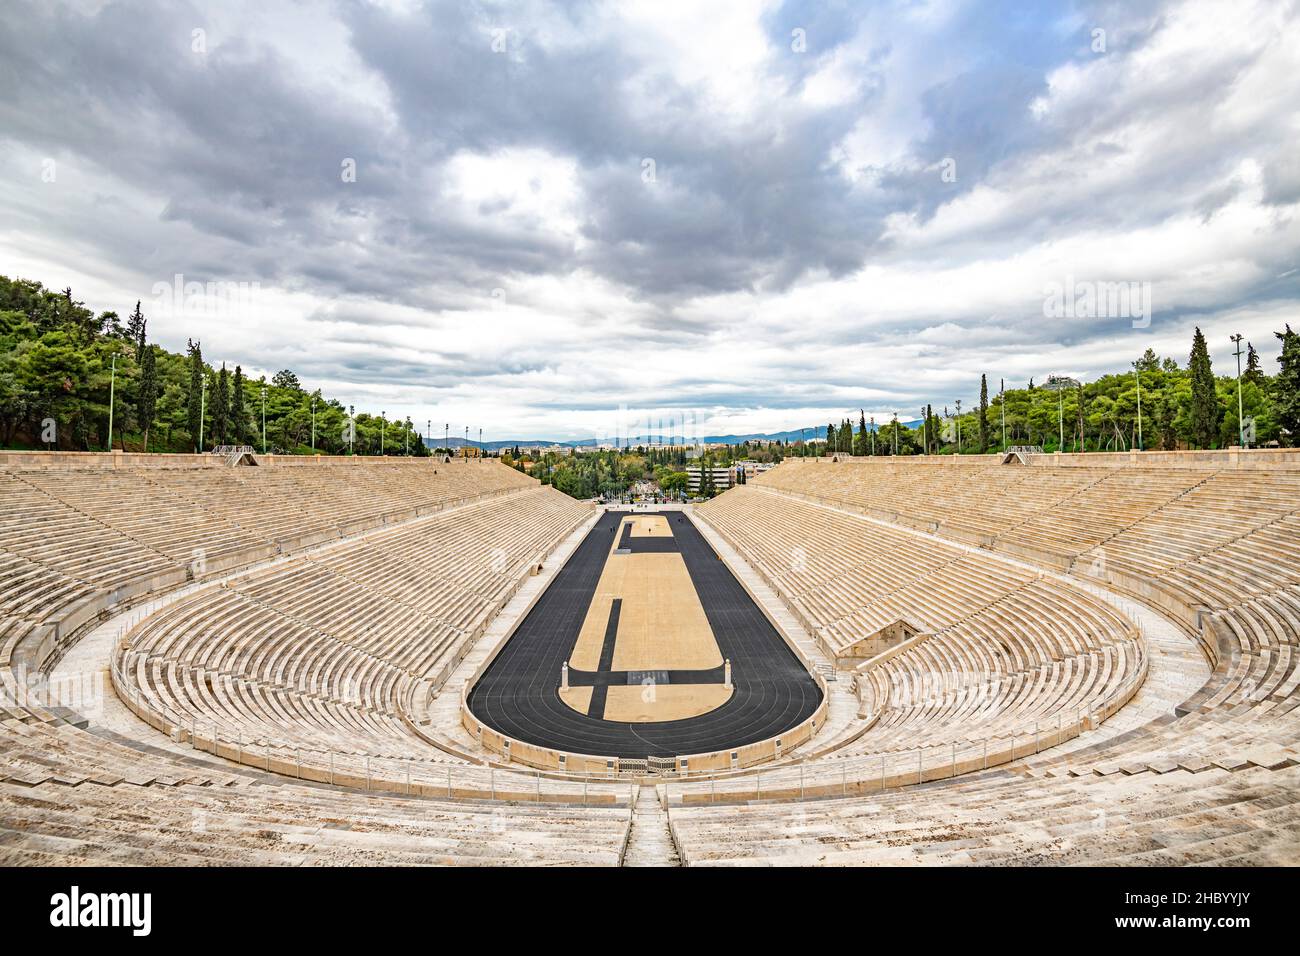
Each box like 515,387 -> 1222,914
856,410 -> 868,456
212,364 -> 230,446
826,421 -> 836,455
125,301 -> 146,362
1245,342 -> 1264,387
1275,325 -> 1300,445
1188,326 -> 1218,449
231,365 -> 247,445
186,339 -> 204,451
137,344 -> 158,451
978,374 -> 990,452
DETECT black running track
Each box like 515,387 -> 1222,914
465,510 -> 822,758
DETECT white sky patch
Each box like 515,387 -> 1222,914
613,0 -> 783,122
441,147 -> 584,243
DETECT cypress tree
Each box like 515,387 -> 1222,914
137,344 -> 158,451
1188,326 -> 1218,448
186,339 -> 204,451
125,301 -> 146,361
231,365 -> 247,445
212,364 -> 230,445
978,374 -> 990,452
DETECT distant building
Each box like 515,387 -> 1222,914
686,465 -> 734,494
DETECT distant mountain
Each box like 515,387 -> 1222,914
424,420 -> 924,451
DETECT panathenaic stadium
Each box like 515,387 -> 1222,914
2,448 -> 1298,867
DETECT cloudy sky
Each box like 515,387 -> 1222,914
2,0 -> 1298,441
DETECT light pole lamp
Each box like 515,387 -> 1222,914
380,411 -> 386,455
200,376 -> 207,453
260,386 -> 267,454
1041,375 -> 1079,452
311,396 -> 316,452
1231,333 -> 1246,448
954,399 -> 963,452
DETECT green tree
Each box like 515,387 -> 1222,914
1244,342 -> 1264,387
272,369 -> 301,391
978,374 -> 989,452
125,301 -> 146,362
1275,325 -> 1300,445
230,365 -> 247,445
212,364 -> 230,445
1188,327 -> 1219,448
137,344 -> 158,451
186,339 -> 204,451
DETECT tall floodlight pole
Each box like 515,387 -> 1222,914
1057,389 -> 1064,450
426,419 -> 431,453
107,352 -> 117,451
444,423 -> 449,456
380,411 -> 386,455
200,376 -> 207,453
892,412 -> 899,456
921,407 -> 927,456
1133,364 -> 1143,451
955,399 -> 963,453
479,427 -> 483,459
349,405 -> 355,455
311,396 -> 317,452
260,386 -> 267,454
1231,333 -> 1246,448
870,417 -> 875,456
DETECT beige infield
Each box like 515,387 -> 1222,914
563,515 -> 728,722
602,684 -> 733,721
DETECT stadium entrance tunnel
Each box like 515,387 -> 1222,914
464,510 -> 823,763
